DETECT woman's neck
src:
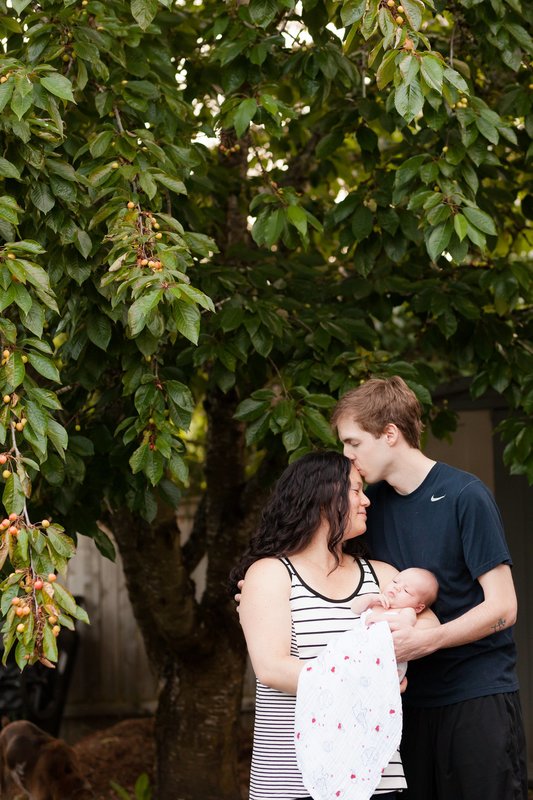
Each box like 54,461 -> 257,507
291,537 -> 343,574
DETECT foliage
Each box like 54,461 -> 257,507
111,773 -> 152,800
0,1 -> 531,791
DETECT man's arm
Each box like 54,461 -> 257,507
389,563 -> 517,662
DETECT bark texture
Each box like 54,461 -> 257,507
108,388 -> 281,799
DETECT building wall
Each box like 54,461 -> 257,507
65,532 -> 158,720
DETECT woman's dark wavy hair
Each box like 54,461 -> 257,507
229,450 -> 364,593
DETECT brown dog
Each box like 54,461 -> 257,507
0,720 -> 93,800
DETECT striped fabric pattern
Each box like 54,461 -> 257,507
249,556 -> 406,799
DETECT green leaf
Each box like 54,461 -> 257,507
394,78 -> 424,122
301,407 -> 337,445
12,0 -> 32,12
2,473 -> 24,516
11,88 -> 32,121
47,526 -> 76,558
305,394 -> 337,408
86,314 -> 112,350
476,116 -> 499,144
51,582 -> 76,614
234,398 -> 270,422
426,221 -> 453,261
173,301 -> 201,345
378,7 -> 395,47
263,208 -> 286,247
25,400 -> 48,436
282,420 -> 303,452
443,67 -> 469,94
109,782 -> 132,800
47,419 -> 69,459
0,158 -> 21,181
351,206 -> 373,240
286,205 -> 308,238
128,291 -> 163,337
75,229 -> 92,259
138,171 -> 157,200
169,453 -> 188,484
398,53 -> 420,85
453,213 -> 468,241
400,0 -> 422,30
0,81 -> 14,114
26,352 -> 61,382
145,448 -> 164,485
233,98 -> 257,138
465,220 -> 486,248
41,454 -> 66,486
40,74 -> 75,103
42,624 -> 59,663
154,174 -> 187,195
30,183 -> 55,214
376,50 -> 397,90
130,443 -> 149,474
420,55 -> 444,93
249,0 -> 278,27
245,412 -> 271,446
91,525 -> 116,560
74,604 -> 90,624
4,351 -> 25,391
89,130 -> 114,158
396,155 -> 427,187
462,207 -> 497,236
131,0 -> 159,29
341,0 -> 366,26
166,380 -> 194,413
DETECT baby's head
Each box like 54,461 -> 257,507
383,567 -> 438,614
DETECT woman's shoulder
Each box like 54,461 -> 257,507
368,559 -> 399,586
242,557 -> 291,598
245,557 -> 289,580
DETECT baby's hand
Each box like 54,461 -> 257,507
373,592 -> 390,609
368,594 -> 390,608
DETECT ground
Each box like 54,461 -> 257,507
72,718 -> 533,799
72,716 -> 252,799
72,718 -> 156,799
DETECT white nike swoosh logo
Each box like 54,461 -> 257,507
431,494 -> 446,502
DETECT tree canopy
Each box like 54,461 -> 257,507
0,0 -> 532,795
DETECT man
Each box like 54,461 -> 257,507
331,375 -> 527,800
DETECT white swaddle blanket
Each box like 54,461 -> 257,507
295,614 -> 402,800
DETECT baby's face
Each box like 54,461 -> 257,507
383,570 -> 426,609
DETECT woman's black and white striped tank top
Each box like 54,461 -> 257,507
249,556 -> 406,800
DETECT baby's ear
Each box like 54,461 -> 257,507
415,602 -> 426,614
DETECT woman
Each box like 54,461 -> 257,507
230,451 -> 406,800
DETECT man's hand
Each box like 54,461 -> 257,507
390,623 -> 438,662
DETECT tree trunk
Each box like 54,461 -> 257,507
110,502 -> 249,800
108,389 -> 282,800
155,616 -> 248,799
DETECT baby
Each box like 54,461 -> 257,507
351,567 -> 439,680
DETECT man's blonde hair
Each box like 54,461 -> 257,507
331,375 -> 424,449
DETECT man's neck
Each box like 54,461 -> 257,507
386,449 -> 436,496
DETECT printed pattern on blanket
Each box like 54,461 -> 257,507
295,616 -> 402,800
